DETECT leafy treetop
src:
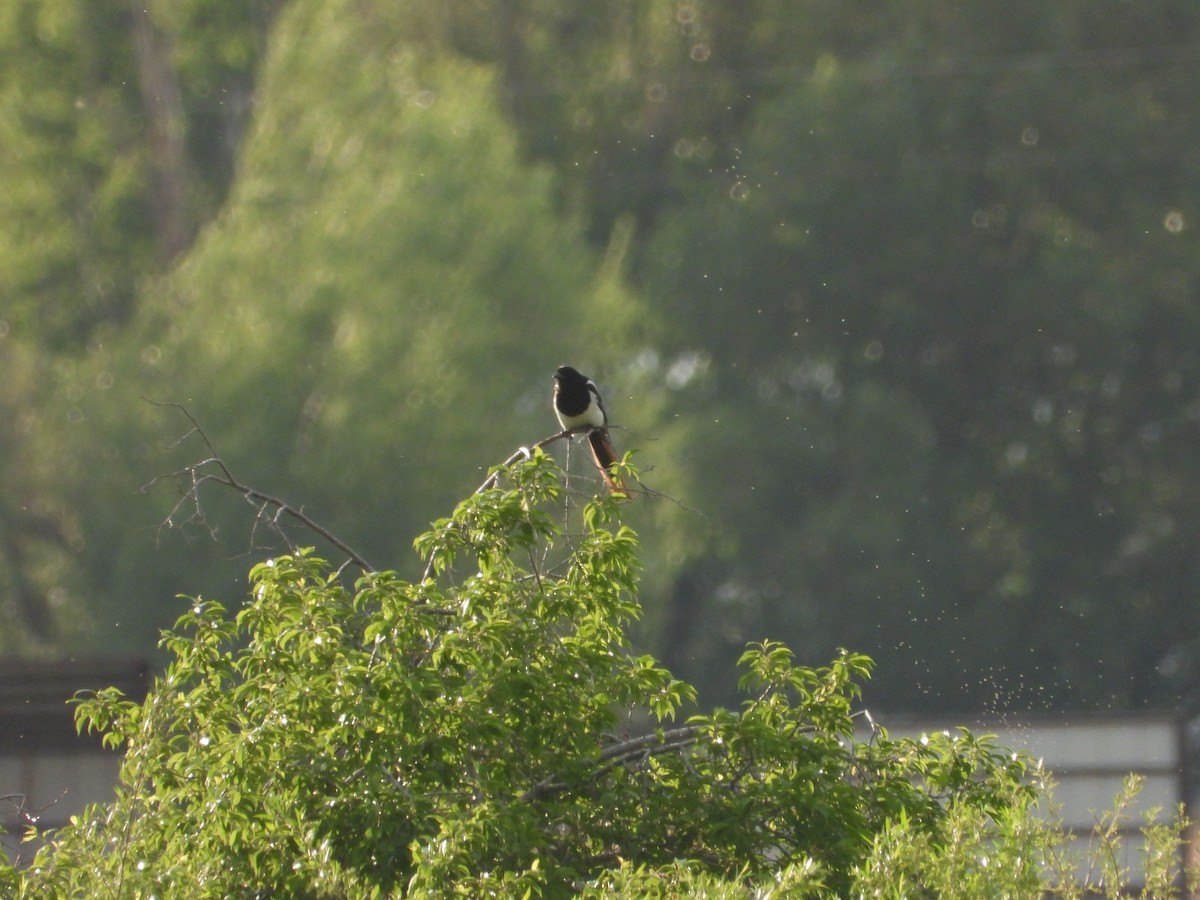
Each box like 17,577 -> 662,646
5,452 -> 1043,897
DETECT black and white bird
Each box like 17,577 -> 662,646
552,365 -> 625,494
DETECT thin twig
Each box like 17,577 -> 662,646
420,428 -> 585,583
473,430 -> 574,494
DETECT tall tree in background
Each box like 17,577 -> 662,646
635,2 -> 1200,710
23,0 -> 650,656
7,0 -> 1200,718
0,0 -> 276,650
0,0 -> 275,345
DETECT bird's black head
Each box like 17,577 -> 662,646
554,365 -> 583,383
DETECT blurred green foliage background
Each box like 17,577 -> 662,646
5,0 -> 1200,715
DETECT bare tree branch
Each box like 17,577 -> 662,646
141,400 -> 376,574
520,724 -> 706,803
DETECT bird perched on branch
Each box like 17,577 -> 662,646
552,365 -> 626,494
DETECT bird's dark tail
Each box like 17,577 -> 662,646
587,428 -> 627,496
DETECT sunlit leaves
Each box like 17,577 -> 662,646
17,453 -> 693,894
13,453 -> 1187,895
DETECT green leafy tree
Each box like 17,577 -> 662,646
5,452 -> 1047,897
20,0 -> 653,657
0,0 -> 279,647
0,338 -> 93,653
0,0 -> 275,348
0,0 -> 155,346
636,1 -> 1200,711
